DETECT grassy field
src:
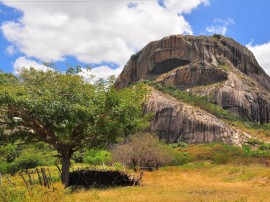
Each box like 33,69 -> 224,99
2,163 -> 270,202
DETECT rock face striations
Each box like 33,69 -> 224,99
147,89 -> 245,146
116,35 -> 270,145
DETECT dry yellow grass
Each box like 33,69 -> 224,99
2,164 -> 270,202
70,165 -> 270,202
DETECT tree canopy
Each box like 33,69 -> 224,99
0,68 -> 150,186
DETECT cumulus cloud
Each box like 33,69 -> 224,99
1,0 -> 209,79
91,66 -> 122,81
206,17 -> 235,35
78,65 -> 123,83
13,56 -> 52,74
14,56 -> 121,82
247,41 -> 270,76
164,0 -> 209,14
6,45 -> 16,55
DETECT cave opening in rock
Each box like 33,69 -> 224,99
150,58 -> 190,75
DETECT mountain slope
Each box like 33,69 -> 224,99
116,34 -> 270,145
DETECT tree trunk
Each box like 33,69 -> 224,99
60,149 -> 72,188
131,159 -> 137,172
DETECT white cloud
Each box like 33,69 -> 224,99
1,0 -> 209,78
6,45 -> 16,55
14,56 -> 122,82
247,41 -> 270,76
206,17 -> 235,35
164,0 -> 209,14
91,66 -> 123,80
13,56 -> 52,74
79,66 -> 123,83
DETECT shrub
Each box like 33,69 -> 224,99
12,154 -> 46,170
83,149 -> 112,165
73,149 -> 112,165
1,154 -> 49,174
212,34 -> 222,40
0,144 -> 19,163
242,145 -> 270,157
0,154 -> 47,174
169,152 -> 191,166
0,142 -> 57,174
169,142 -> 188,149
247,138 -> 263,146
0,162 -> 15,174
111,133 -> 174,170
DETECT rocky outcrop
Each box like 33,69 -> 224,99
147,90 -> 247,146
215,72 -> 270,124
156,63 -> 228,90
116,35 -> 270,124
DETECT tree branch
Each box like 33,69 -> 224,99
0,121 -> 12,125
8,105 -> 59,146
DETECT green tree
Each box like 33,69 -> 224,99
0,68 -> 149,187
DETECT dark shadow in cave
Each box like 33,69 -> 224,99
150,58 -> 190,75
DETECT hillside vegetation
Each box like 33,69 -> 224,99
145,81 -> 270,141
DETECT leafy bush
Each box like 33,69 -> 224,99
242,138 -> 270,157
0,142 -> 57,174
169,152 -> 191,166
212,34 -> 222,40
169,142 -> 188,149
83,149 -> 112,165
0,154 -> 49,174
12,154 -> 46,170
73,149 -> 112,165
242,145 -> 270,157
0,144 -> 19,163
247,138 -> 263,146
0,162 -> 15,174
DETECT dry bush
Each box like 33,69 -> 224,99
111,133 -> 173,170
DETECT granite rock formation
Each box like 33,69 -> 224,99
116,35 -> 270,123
147,89 -> 247,146
116,35 -> 270,145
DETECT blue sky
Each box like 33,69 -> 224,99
184,0 -> 270,45
0,0 -> 270,78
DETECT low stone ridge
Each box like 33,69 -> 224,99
116,35 -> 270,145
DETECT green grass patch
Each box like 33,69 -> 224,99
177,143 -> 270,165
